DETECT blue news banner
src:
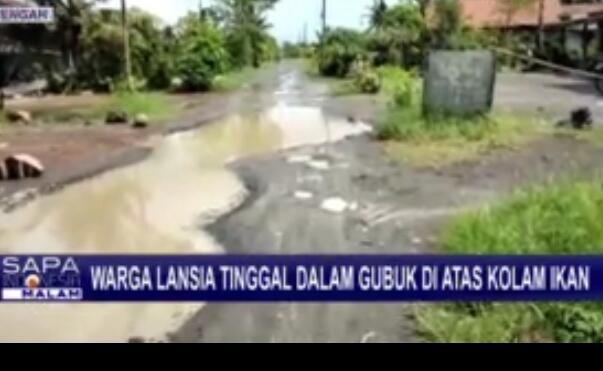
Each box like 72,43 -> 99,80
1,255 -> 603,302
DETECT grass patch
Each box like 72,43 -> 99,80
213,68 -> 258,92
418,181 -> 603,343
330,79 -> 361,96
380,109 -> 543,168
556,126 -> 603,147
106,92 -> 174,121
18,92 -> 175,125
375,65 -> 546,168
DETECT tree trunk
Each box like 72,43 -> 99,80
121,0 -> 133,91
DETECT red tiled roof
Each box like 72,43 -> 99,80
460,0 -> 603,28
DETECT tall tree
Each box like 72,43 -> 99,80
217,0 -> 278,68
121,0 -> 133,90
368,0 -> 388,31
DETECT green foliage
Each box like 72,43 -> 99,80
129,10 -> 176,90
282,42 -> 305,59
218,0 -> 278,68
350,59 -> 380,94
431,0 -> 463,49
377,66 -> 420,108
444,182 -> 603,255
212,67 -> 257,92
175,20 -> 230,91
76,10 -> 124,91
260,35 -> 281,62
368,3 -> 426,67
419,181 -> 603,343
316,28 -> 367,78
70,8 -> 176,92
1,1 -> 280,93
376,66 -> 541,167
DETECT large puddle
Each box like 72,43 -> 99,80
0,103 -> 371,342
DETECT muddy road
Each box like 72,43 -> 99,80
3,62 -> 603,342
171,65 -> 603,343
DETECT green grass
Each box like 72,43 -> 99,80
106,92 -> 174,121
380,108 -> 544,168
212,68 -> 258,92
374,66 -> 545,168
418,181 -> 603,343
377,65 -> 421,98
557,126 -> 603,147
330,79 -> 361,96
29,92 -> 175,125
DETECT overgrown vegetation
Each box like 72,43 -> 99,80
418,181 -> 603,343
1,0 -> 281,95
375,65 -> 541,168
29,92 -> 175,125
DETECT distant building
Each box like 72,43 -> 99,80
459,0 -> 603,63
460,0 -> 603,29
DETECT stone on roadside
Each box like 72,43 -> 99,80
321,198 -> 348,214
132,113 -> 150,129
105,110 -> 129,125
5,110 -> 32,124
294,191 -> 314,200
286,155 -> 312,164
307,160 -> 330,171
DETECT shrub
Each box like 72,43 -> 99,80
316,28 -> 367,78
368,3 -> 426,68
350,58 -> 381,94
418,182 -> 603,343
378,66 -> 420,108
175,22 -> 230,91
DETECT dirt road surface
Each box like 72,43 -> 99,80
171,66 -> 603,343
3,62 -> 603,342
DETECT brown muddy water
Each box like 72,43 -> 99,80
0,103 -> 371,342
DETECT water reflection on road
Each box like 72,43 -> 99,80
0,74 -> 371,342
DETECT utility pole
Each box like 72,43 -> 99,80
321,0 -> 327,34
121,0 -> 133,91
536,0 -> 545,53
303,22 -> 308,45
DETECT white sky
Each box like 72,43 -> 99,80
100,0 -> 398,42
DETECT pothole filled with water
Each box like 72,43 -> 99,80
0,104 -> 371,342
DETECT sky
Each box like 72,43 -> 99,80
100,0 -> 397,43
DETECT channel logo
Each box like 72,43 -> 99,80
1,257 -> 83,302
0,7 -> 54,24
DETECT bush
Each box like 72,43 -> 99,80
350,58 -> 381,94
175,22 -> 230,91
378,66 -> 420,108
418,181 -> 603,343
261,36 -> 281,63
368,3 -> 426,68
316,28 -> 367,78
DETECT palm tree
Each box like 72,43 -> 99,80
368,0 -> 388,31
217,0 -> 277,68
